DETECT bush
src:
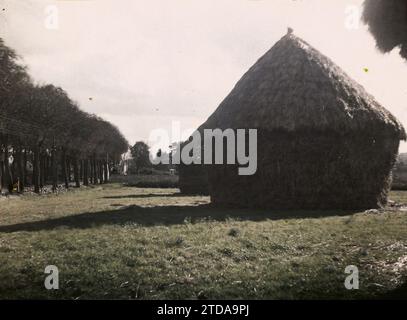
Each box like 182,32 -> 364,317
110,174 -> 179,188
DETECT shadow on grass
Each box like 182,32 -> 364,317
0,204 -> 358,233
101,193 -> 194,199
379,281 -> 407,300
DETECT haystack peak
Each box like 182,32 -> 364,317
201,33 -> 405,140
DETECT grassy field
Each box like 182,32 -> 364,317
0,184 -> 406,299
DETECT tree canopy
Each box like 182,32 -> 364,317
130,141 -> 151,173
363,0 -> 407,60
0,37 -> 129,193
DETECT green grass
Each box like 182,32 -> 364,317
0,184 -> 406,299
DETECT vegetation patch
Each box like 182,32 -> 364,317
0,184 -> 406,299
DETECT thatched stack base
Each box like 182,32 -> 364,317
207,130 -> 399,210
178,163 -> 209,195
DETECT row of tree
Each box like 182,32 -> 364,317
0,38 -> 129,194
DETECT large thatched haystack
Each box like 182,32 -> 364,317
197,33 -> 406,210
178,139 -> 209,195
178,162 -> 209,195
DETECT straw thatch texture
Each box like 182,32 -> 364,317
196,33 -> 405,209
207,131 -> 399,209
177,137 -> 209,195
202,34 -> 405,137
178,161 -> 209,195
363,0 -> 407,60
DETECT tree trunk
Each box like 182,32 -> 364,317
51,147 -> 58,192
16,146 -> 24,192
73,157 -> 80,188
0,159 -> 3,194
45,154 -> 49,185
83,159 -> 89,186
40,153 -> 45,188
99,160 -> 104,184
62,149 -> 69,189
92,156 -> 97,184
97,159 -> 101,184
80,160 -> 84,182
89,157 -> 93,184
67,158 -> 72,182
33,145 -> 40,194
46,154 -> 51,184
89,158 -> 92,184
11,152 -> 16,186
3,138 -> 13,193
23,149 -> 28,186
103,157 -> 109,183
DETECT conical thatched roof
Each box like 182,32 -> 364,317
200,33 -> 406,139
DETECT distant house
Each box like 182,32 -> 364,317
119,150 -> 132,175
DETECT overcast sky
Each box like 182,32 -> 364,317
1,0 -> 406,152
